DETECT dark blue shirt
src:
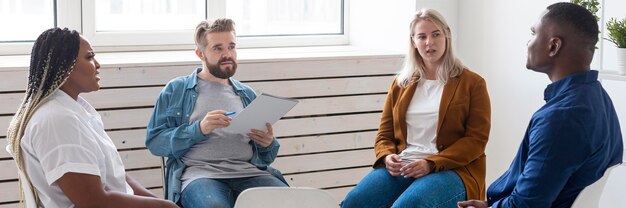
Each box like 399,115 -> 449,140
487,70 -> 623,208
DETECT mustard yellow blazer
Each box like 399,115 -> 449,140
373,68 -> 491,200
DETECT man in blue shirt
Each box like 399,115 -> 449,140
145,18 -> 287,208
458,2 -> 623,208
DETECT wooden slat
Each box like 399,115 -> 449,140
0,160 -> 17,181
99,108 -> 153,130
81,87 -> 162,109
107,129 -> 149,150
0,87 -> 162,114
0,181 -> 18,203
273,149 -> 374,175
0,202 -> 18,208
285,94 -> 385,117
0,116 -> 10,138
274,113 -> 381,137
97,57 -> 401,88
325,186 -> 354,205
2,91 -> 385,116
0,139 -> 10,159
98,66 -> 190,88
234,58 -> 401,81
0,94 -> 21,115
0,70 -> 27,92
0,57 -> 401,90
278,131 -> 376,155
127,168 -> 163,188
148,187 -> 164,199
3,130 -> 376,164
248,76 -> 392,98
285,167 -> 371,189
1,111 -> 381,138
118,149 -> 161,170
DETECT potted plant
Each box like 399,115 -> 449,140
606,18 -> 626,74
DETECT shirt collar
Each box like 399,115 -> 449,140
187,67 -> 244,92
51,90 -> 97,117
544,70 -> 598,101
185,68 -> 202,89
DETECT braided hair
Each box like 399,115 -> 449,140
6,27 -> 80,206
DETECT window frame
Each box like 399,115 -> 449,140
0,0 -> 349,55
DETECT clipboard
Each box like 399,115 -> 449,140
225,93 -> 299,134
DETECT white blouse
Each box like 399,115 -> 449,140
19,90 -> 132,208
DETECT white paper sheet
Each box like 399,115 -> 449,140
225,93 -> 299,134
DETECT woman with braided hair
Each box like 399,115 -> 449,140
6,28 -> 178,207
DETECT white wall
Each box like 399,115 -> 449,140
600,0 -> 626,73
457,0 -> 560,185
349,0 -> 417,54
349,0 -> 459,54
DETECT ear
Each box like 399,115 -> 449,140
548,37 -> 562,57
194,48 -> 204,60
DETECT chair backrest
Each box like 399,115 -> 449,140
571,164 -> 618,208
233,187 -> 338,208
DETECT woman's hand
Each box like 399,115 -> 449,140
399,159 -> 433,178
457,200 -> 487,208
384,154 -> 404,176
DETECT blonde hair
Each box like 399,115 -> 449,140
396,8 -> 464,88
194,18 -> 236,51
7,28 -> 80,206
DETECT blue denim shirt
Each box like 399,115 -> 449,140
487,70 -> 623,207
145,68 -> 286,203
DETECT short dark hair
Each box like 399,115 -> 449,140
545,2 -> 599,49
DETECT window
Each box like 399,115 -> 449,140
86,0 -> 346,49
0,0 -> 346,54
0,0 -> 55,42
224,0 -> 343,36
94,0 -> 205,32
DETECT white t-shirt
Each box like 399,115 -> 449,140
18,90 -> 133,208
399,79 -> 444,163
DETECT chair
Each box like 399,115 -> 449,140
571,164 -> 618,208
233,187 -> 339,208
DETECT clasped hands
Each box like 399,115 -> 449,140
384,154 -> 434,178
199,110 -> 274,148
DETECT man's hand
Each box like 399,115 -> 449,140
200,110 -> 232,135
248,123 -> 274,148
399,159 -> 433,178
385,154 -> 404,176
457,200 -> 487,208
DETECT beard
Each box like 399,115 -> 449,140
205,56 -> 237,79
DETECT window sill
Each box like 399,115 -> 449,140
0,46 -> 404,71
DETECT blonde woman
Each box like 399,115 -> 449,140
6,28 -> 177,207
342,9 -> 491,208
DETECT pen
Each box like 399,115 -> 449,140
224,111 -> 236,116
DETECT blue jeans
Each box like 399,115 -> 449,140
342,168 -> 466,208
180,175 -> 287,208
